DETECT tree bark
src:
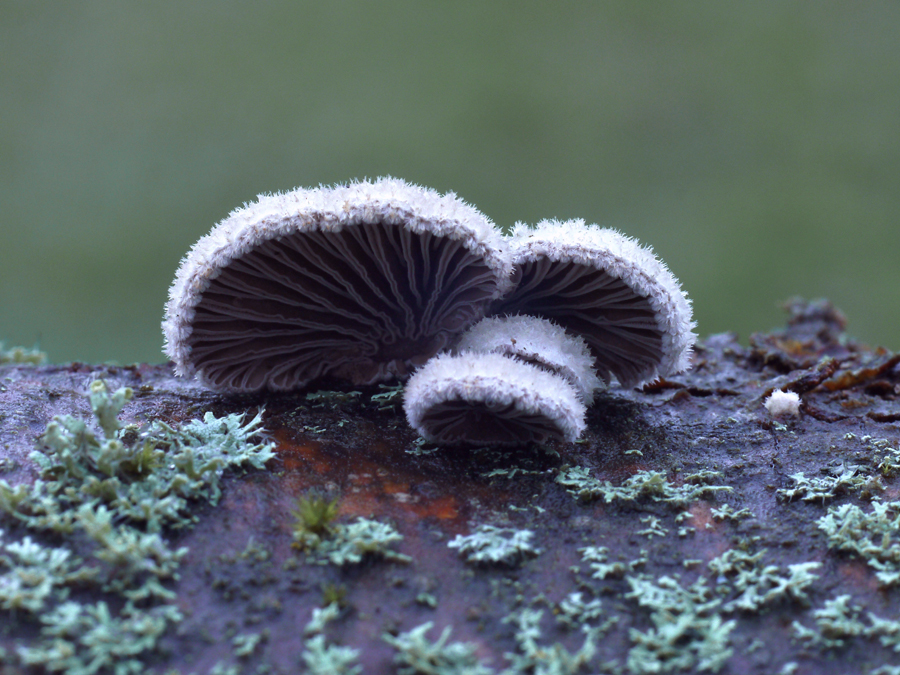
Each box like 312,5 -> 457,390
1,299 -> 898,675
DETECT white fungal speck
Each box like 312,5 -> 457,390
764,389 -> 801,418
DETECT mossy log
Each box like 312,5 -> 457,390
1,299 -> 899,675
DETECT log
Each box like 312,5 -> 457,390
0,298 -> 898,675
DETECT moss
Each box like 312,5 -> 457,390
291,492 -> 340,539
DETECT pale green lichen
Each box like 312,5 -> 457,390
0,380 -> 276,673
625,575 -> 735,674
502,607 -> 603,675
383,622 -> 493,675
556,466 -> 731,509
300,516 -> 410,566
637,515 -> 668,539
370,382 -> 405,410
0,342 -> 47,365
577,546 -> 641,580
776,469 -> 868,504
709,504 -> 753,522
791,594 -> 900,653
555,592 -> 606,630
448,525 -> 540,566
232,630 -> 267,658
305,389 -> 361,407
817,500 -> 900,587
707,549 -> 820,612
301,602 -> 361,675
15,385 -> 275,533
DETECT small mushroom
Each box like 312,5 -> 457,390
163,177 -> 512,391
454,314 -> 602,403
404,351 -> 586,447
489,219 -> 696,388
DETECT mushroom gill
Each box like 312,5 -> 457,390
404,351 -> 586,447
163,177 -> 513,391
490,220 -> 696,388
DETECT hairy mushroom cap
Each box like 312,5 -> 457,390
454,314 -> 602,403
490,220 -> 696,388
163,177 -> 513,391
404,351 -> 586,447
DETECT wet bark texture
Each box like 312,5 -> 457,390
1,299 -> 899,674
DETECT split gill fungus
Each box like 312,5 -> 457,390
491,220 -> 696,389
163,178 -> 696,448
163,177 -> 513,391
403,350 -> 587,447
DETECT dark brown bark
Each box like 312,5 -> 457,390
1,299 -> 898,675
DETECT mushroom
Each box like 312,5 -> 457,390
404,351 -> 586,447
163,177 -> 513,391
489,220 -> 696,388
454,314 -> 602,403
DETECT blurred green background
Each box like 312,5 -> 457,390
2,2 -> 898,364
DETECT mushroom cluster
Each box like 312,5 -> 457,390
164,178 -> 695,447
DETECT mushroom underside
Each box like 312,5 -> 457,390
416,399 -> 570,447
404,352 -> 587,447
490,258 -> 663,387
186,223 -> 501,391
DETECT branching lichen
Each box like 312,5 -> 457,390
298,516 -> 411,566
0,343 -> 47,365
792,595 -> 877,649
383,622 -> 493,675
301,602 -> 361,675
776,470 -> 868,504
707,549 -> 820,612
503,607 -> 602,675
556,466 -> 731,509
625,575 -> 735,674
448,525 -> 541,566
0,380 -> 276,673
818,500 -> 900,586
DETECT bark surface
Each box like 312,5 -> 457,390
1,299 -> 898,674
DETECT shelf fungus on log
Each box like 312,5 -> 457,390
404,351 -> 586,447
454,314 -> 602,404
162,177 -> 513,391
489,219 -> 697,388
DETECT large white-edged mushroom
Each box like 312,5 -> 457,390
404,351 -> 586,447
490,219 -> 696,388
163,177 -> 513,391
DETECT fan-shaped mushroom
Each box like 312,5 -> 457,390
404,351 -> 586,447
163,177 -> 512,391
454,314 -> 602,403
490,220 -> 695,388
